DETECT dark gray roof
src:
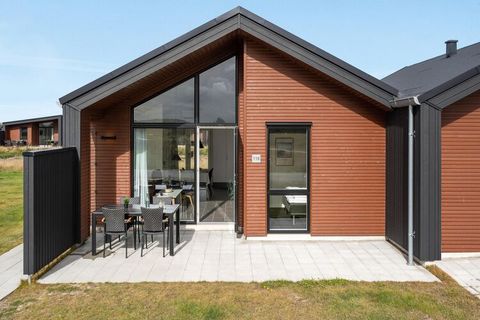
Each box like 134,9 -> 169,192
59,6 -> 397,108
383,42 -> 480,98
3,115 -> 62,127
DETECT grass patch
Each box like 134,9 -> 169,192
0,277 -> 479,320
0,147 -> 31,159
0,169 -> 23,254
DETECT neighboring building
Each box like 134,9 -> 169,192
56,7 -> 479,261
3,115 -> 62,146
0,124 -> 4,146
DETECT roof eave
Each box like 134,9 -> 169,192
3,115 -> 63,127
59,6 -> 397,109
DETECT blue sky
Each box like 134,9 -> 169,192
1,0 -> 479,122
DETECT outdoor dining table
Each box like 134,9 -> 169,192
91,204 -> 181,256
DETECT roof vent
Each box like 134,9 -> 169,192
445,40 -> 458,58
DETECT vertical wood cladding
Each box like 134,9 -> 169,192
80,109 -> 91,241
442,90 -> 480,252
386,108 -> 408,249
243,38 -> 386,236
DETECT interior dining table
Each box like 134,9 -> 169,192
91,204 -> 180,256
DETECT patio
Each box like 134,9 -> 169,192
39,230 -> 437,283
436,257 -> 480,298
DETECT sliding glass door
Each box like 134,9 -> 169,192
196,127 -> 236,224
133,128 -> 196,222
132,55 -> 237,224
268,125 -> 309,232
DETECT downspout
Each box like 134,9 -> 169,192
390,95 -> 420,266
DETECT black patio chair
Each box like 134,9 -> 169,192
102,207 -> 133,258
140,207 -> 170,257
118,196 -> 141,242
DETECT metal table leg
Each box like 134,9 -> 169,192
169,214 -> 174,256
92,215 -> 97,255
176,206 -> 180,244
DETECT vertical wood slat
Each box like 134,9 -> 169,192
23,147 -> 79,275
386,108 -> 408,249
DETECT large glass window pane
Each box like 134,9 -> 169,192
20,127 -> 28,141
199,57 -> 236,123
39,122 -> 54,145
269,128 -> 307,190
268,126 -> 308,232
134,78 -> 194,123
269,194 -> 307,231
134,128 -> 195,221
198,128 -> 235,223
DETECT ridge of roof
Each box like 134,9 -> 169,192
59,6 -> 397,105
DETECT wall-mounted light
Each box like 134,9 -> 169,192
100,135 -> 117,140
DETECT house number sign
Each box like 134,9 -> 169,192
251,154 -> 261,163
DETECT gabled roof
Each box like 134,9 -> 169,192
59,6 -> 398,110
383,42 -> 480,102
3,115 -> 62,127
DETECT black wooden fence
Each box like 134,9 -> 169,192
23,147 -> 80,276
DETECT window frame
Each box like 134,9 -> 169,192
133,77 -> 196,125
266,123 -> 311,233
198,56 -> 237,125
20,127 -> 28,141
132,55 -> 238,128
130,55 -> 238,224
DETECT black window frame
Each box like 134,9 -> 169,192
198,56 -> 237,125
20,127 -> 28,141
133,77 -> 196,125
132,55 -> 238,128
130,55 -> 239,224
266,122 -> 311,234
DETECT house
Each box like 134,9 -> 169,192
3,115 -> 62,146
0,124 -> 4,146
57,7 -> 480,262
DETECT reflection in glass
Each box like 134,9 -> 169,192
269,195 -> 307,230
198,129 -> 235,223
134,78 -> 194,123
269,128 -> 307,190
199,57 -> 236,123
268,127 -> 308,231
134,128 -> 195,221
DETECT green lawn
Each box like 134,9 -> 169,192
0,267 -> 479,319
0,147 -> 30,160
0,169 -> 23,254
